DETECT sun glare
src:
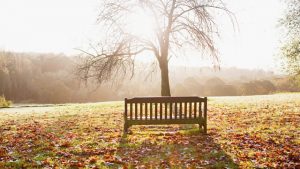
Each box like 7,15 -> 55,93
126,9 -> 156,39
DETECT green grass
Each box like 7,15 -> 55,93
0,95 -> 11,108
0,93 -> 299,168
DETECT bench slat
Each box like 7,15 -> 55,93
125,99 -> 127,120
179,102 -> 182,119
126,97 -> 205,103
200,102 -> 202,119
160,102 -> 162,120
175,102 -> 177,119
150,102 -> 153,120
135,103 -> 138,120
184,102 -> 187,119
127,119 -> 200,125
194,102 -> 197,118
155,103 -> 158,120
145,102 -> 148,120
170,102 -> 172,120
165,102 -> 167,120
130,103 -> 133,120
140,103 -> 143,120
189,102 -> 192,119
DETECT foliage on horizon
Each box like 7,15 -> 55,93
1,51 -> 300,103
0,95 -> 11,108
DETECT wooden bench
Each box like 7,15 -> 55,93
124,96 -> 207,134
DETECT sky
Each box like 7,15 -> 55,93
0,0 -> 285,71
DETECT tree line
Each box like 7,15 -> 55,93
0,51 -> 299,104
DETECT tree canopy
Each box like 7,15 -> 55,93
280,0 -> 300,85
78,0 -> 233,96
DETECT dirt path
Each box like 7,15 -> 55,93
0,104 -> 61,113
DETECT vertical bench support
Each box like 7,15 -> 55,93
124,98 -> 129,133
204,97 -> 207,134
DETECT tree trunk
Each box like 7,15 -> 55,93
159,60 -> 171,96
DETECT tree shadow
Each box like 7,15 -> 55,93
114,125 -> 238,168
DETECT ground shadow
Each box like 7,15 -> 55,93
0,116 -> 237,168
114,125 -> 238,168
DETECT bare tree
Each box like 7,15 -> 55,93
78,0 -> 233,96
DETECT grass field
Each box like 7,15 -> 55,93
0,93 -> 299,168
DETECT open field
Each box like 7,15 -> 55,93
0,93 -> 299,168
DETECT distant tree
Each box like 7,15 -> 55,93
183,77 -> 204,95
203,77 -> 227,96
205,77 -> 225,86
78,0 -> 234,96
174,83 -> 188,96
239,80 -> 276,95
239,82 -> 257,95
217,85 -> 237,96
273,77 -> 300,92
259,80 -> 276,94
280,0 -> 300,85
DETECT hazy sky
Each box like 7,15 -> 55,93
0,0 -> 285,71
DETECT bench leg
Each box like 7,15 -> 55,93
199,123 -> 202,133
203,122 -> 207,134
199,122 -> 207,134
124,123 -> 129,134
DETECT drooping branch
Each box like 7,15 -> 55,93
77,36 -> 155,84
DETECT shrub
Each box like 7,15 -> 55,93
0,95 -> 12,108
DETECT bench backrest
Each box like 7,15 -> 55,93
124,97 -> 207,120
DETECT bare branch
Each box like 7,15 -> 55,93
78,0 -> 234,93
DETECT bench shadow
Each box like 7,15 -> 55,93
115,125 -> 238,168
